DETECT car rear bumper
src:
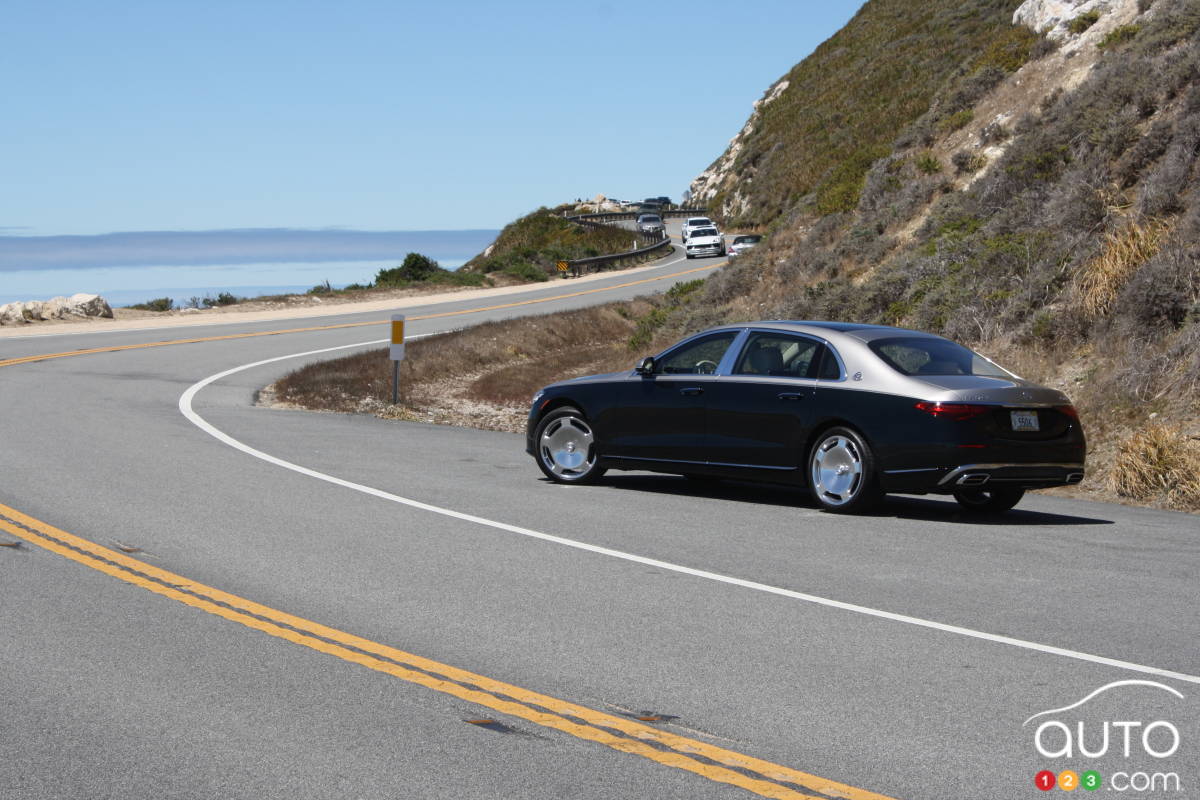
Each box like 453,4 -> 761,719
882,462 -> 1086,493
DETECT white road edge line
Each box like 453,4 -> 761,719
179,339 -> 1200,688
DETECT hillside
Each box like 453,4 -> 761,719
689,0 -> 1038,226
462,206 -> 655,281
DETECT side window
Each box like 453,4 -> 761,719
657,332 -> 738,375
733,333 -> 821,377
814,344 -> 843,380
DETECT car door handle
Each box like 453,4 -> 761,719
679,387 -> 704,396
777,392 -> 805,401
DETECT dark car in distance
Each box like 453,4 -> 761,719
526,321 -> 1086,514
636,213 -> 665,236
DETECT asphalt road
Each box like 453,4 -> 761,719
2,236 -> 1198,800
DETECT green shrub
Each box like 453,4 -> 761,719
504,262 -> 549,282
916,153 -> 943,174
952,151 -> 987,174
1099,24 -> 1141,48
375,253 -> 441,286
1067,10 -> 1101,34
213,291 -> 238,306
938,109 -> 975,133
129,297 -> 174,312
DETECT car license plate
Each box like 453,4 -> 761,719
1011,410 -> 1039,431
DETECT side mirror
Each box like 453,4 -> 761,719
635,356 -> 656,375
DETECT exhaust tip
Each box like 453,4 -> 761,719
1066,472 -> 1084,485
956,473 -> 990,486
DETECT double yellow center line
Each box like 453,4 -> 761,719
0,503 -> 891,800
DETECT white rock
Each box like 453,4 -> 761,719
0,302 -> 28,325
0,293 -> 114,325
1014,0 -> 1122,39
40,296 -> 72,319
67,293 -> 113,318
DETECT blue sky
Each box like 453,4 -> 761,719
5,1 -> 864,237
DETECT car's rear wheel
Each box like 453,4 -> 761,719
534,406 -> 606,484
952,487 -> 1025,513
807,427 -> 880,513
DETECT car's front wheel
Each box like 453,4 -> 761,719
807,427 -> 881,513
534,406 -> 606,484
952,487 -> 1025,513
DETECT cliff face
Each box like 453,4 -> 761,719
680,0 -> 1200,509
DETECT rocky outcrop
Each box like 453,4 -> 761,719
1014,0 -> 1128,39
689,79 -> 790,218
0,293 -> 114,326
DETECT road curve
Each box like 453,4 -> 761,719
1,239 -> 1197,800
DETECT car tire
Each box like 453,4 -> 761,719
533,406 -> 606,484
952,487 -> 1025,513
807,426 -> 881,513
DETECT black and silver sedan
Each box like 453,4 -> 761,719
526,321 -> 1086,514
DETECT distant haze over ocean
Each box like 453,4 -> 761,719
0,228 -> 499,307
0,228 -> 498,270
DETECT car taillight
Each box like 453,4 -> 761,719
1056,404 -> 1079,420
914,401 -> 991,421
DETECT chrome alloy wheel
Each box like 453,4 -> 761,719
810,434 -> 865,507
538,414 -> 598,481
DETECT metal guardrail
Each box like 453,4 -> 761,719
568,208 -> 710,224
556,209 -> 708,278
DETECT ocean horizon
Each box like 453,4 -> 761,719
0,228 -> 498,307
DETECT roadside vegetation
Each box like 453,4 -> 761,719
266,281 -> 707,430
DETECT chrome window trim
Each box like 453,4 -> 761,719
650,328 -> 746,377
733,328 -> 845,381
611,455 -> 794,471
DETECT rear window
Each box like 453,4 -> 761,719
733,235 -> 761,245
869,337 -> 1012,378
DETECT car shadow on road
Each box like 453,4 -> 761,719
590,474 -> 1115,526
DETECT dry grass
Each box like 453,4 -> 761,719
1074,218 -> 1172,316
269,301 -> 652,428
1109,423 -> 1200,510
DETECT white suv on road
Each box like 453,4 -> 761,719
680,217 -> 715,242
684,226 -> 726,258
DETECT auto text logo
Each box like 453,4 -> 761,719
1024,680 -> 1185,793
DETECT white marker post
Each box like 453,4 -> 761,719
390,314 -> 406,405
